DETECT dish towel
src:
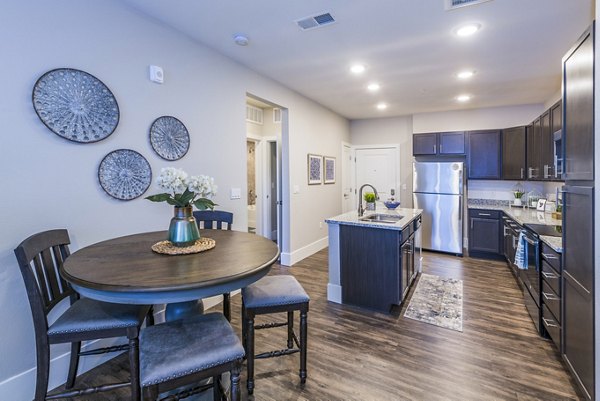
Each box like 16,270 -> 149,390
514,232 -> 528,269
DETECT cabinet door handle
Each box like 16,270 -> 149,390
544,164 -> 550,179
478,213 -> 491,216
439,144 -> 443,153
470,219 -> 473,229
433,144 -> 437,154
542,253 -> 559,260
542,317 -> 559,328
541,271 -> 557,279
542,292 -> 559,301
520,168 -> 524,179
503,226 -> 509,236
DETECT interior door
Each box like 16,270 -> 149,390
355,147 -> 398,204
341,144 -> 354,213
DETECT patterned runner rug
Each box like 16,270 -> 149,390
403,273 -> 463,332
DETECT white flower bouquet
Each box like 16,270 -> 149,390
146,167 -> 217,210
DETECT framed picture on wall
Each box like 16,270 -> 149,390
307,154 -> 322,185
323,156 -> 336,184
536,198 -> 547,211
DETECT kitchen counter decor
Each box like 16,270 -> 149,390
33,68 -> 119,143
146,167 -> 217,247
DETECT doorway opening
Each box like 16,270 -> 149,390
245,95 -> 286,248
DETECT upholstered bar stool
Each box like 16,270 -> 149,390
139,312 -> 245,401
241,275 -> 310,395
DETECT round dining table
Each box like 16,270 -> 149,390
61,230 -> 280,311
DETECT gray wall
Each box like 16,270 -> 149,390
0,1 -> 349,398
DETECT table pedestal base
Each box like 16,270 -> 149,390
165,299 -> 204,321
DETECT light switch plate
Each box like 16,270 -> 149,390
230,188 -> 241,199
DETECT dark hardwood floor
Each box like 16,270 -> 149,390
55,250 -> 582,400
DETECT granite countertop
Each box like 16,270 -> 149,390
325,207 -> 422,231
468,199 -> 562,253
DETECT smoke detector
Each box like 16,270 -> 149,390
234,34 -> 249,46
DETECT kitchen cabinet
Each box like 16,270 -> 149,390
468,209 -> 502,256
528,118 -> 542,180
550,100 -> 563,179
413,132 -> 465,156
540,242 -> 562,352
502,126 -> 527,180
339,219 -> 419,313
467,130 -> 502,179
562,23 -> 595,401
540,109 -> 554,179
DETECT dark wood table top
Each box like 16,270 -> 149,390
61,230 -> 280,304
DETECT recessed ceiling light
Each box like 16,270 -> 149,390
457,70 -> 475,79
233,34 -> 249,46
455,24 -> 481,37
350,64 -> 366,74
367,83 -> 380,92
456,94 -> 471,102
376,102 -> 388,110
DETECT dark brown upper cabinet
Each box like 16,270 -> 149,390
502,126 -> 527,180
527,118 -> 542,180
550,100 -> 563,180
467,130 -> 502,179
413,132 -> 465,156
540,109 -> 554,179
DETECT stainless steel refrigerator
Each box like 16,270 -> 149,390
412,161 -> 463,255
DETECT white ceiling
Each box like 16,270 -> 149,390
120,0 -> 593,120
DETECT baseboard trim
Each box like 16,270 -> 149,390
280,236 -> 328,266
327,283 -> 342,304
0,337 -> 122,401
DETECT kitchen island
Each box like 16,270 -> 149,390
325,208 -> 423,313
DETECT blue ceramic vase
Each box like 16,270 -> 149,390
168,206 -> 200,247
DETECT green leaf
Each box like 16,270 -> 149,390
145,193 -> 172,202
193,198 -> 217,210
166,198 -> 181,206
179,189 -> 196,206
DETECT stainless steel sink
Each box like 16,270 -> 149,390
359,213 -> 403,224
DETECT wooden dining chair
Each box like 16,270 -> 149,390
193,210 -> 234,320
14,229 -> 151,401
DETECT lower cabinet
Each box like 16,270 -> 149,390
468,209 -> 502,256
340,221 -> 418,313
540,243 -> 562,351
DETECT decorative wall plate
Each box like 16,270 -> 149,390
98,149 -> 152,200
149,116 -> 190,160
32,68 -> 119,143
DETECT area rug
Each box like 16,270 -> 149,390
403,273 -> 463,332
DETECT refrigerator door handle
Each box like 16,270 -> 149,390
458,196 -> 463,221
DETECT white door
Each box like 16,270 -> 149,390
341,144 -> 354,212
355,147 -> 399,205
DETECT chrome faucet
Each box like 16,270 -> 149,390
357,184 -> 379,217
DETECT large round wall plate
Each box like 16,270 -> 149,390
32,68 -> 119,143
98,149 -> 152,200
149,116 -> 190,161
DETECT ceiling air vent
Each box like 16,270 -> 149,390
296,12 -> 335,31
445,0 -> 493,10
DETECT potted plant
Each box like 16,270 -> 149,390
512,182 -> 525,206
146,168 -> 217,247
364,192 -> 377,210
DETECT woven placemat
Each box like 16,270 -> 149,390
151,237 -> 216,255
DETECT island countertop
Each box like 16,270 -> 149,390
325,207 -> 423,231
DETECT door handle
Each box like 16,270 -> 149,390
520,168 -> 524,179
433,144 -> 437,154
477,213 -> 491,216
542,317 -> 559,328
541,271 -> 557,279
542,292 -> 559,301
542,253 -> 559,260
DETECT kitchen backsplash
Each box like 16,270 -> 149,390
467,180 -> 562,202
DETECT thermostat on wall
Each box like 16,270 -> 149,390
149,65 -> 164,84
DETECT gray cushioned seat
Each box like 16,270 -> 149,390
242,275 -> 309,309
48,298 -> 149,336
139,312 -> 245,387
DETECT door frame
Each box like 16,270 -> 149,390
353,144 -> 401,205
341,141 -> 355,212
246,134 -> 264,236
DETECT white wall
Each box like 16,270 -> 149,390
0,1 -> 348,398
350,116 -> 414,208
413,103 -> 545,132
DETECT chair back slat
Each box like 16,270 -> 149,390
193,210 -> 233,231
14,229 -> 75,319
